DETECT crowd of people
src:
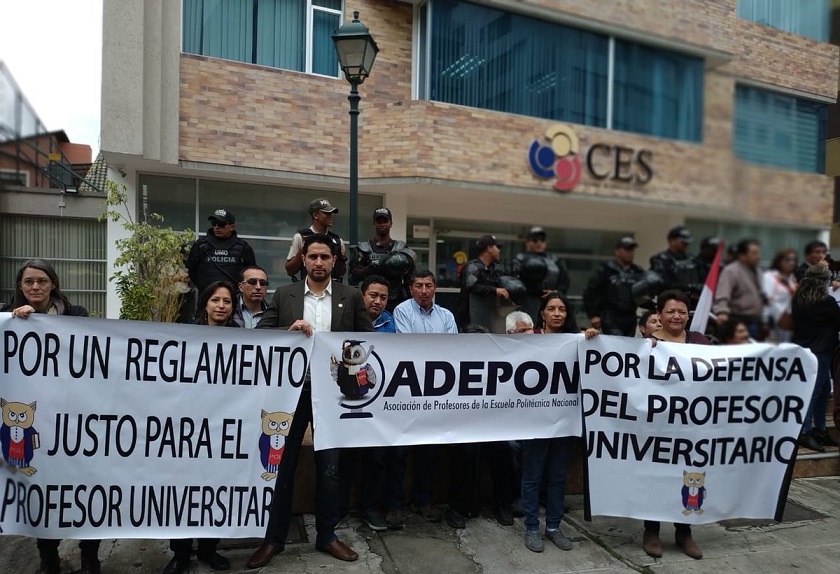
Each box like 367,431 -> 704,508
4,203 -> 839,572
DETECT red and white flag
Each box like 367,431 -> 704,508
689,241 -> 725,334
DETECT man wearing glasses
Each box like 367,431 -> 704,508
511,227 -> 570,325
186,208 -> 257,296
233,266 -> 270,328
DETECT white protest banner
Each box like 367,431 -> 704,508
580,335 -> 816,524
0,314 -> 309,538
310,332 -> 581,450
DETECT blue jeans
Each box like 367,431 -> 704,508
803,351 -> 832,433
520,437 -> 576,532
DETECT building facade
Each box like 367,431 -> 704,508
1,62 -> 107,314
100,0 -> 837,318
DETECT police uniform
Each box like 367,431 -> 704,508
185,209 -> 256,293
349,239 -> 415,311
649,226 -> 703,308
583,259 -> 644,336
511,252 -> 570,325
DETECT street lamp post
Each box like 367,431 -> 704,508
332,11 -> 379,251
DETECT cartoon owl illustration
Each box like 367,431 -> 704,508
681,470 -> 706,515
330,339 -> 376,399
0,398 -> 40,477
258,410 -> 294,481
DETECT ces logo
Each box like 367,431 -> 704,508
528,124 -> 654,192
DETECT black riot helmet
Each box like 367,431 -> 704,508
519,255 -> 548,284
631,270 -> 665,307
380,251 -> 413,278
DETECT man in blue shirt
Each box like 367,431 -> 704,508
362,274 -> 396,333
392,270 -> 457,525
393,270 -> 458,334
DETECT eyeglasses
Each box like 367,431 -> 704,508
21,278 -> 51,287
507,327 -> 534,334
211,221 -> 229,228
243,278 -> 269,286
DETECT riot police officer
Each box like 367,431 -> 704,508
649,225 -> 704,309
583,236 -> 645,336
349,208 -> 415,311
511,227 -> 570,325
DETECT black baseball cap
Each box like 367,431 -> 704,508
476,234 -> 501,252
526,226 -> 547,240
309,198 -> 339,214
667,226 -> 692,243
373,207 -> 392,221
616,236 -> 638,249
208,208 -> 235,224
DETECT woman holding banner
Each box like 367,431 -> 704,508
521,293 -> 590,553
645,289 -> 709,560
791,262 -> 840,453
163,281 -> 240,573
4,259 -> 101,574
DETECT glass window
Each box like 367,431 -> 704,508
423,0 -> 704,141
137,175 -> 196,231
428,0 -> 608,127
183,0 -> 340,76
613,41 -> 703,142
734,85 -> 826,173
0,215 -> 107,316
738,0 -> 829,42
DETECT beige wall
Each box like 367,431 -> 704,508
177,0 -> 835,228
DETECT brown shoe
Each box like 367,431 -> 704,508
642,530 -> 662,558
246,543 -> 283,569
675,532 -> 703,559
315,539 -> 359,562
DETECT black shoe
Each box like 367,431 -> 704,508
495,505 -> 514,526
816,429 -> 838,447
196,550 -> 230,571
445,506 -> 466,529
162,556 -> 190,574
799,432 -> 825,452
361,510 -> 389,531
81,554 -> 102,574
38,554 -> 61,574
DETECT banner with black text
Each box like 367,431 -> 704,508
580,336 -> 816,524
0,314 -> 308,538
310,332 -> 582,450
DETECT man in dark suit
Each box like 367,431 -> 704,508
247,234 -> 373,568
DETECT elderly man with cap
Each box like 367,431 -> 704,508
583,236 -> 645,336
349,207 -> 416,311
457,234 -> 509,332
285,198 -> 346,281
649,225 -> 703,308
185,208 -> 257,295
511,226 -> 571,325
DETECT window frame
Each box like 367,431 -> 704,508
181,0 -> 344,78
416,0 -> 704,142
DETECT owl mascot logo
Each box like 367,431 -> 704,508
258,410 -> 294,481
0,398 -> 40,476
330,339 -> 376,399
681,470 -> 706,515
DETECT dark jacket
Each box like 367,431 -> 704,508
649,250 -> 704,304
792,297 -> 840,354
186,229 -> 256,292
457,258 -> 504,328
256,280 -> 373,332
1,300 -> 88,317
583,260 -> 645,317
